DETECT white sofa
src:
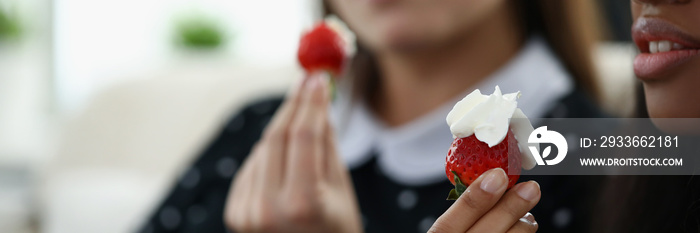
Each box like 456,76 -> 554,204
41,62 -> 298,233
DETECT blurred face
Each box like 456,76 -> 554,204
327,0 -> 508,53
631,0 -> 700,118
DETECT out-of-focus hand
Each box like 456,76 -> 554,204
224,73 -> 362,233
429,168 -> 540,233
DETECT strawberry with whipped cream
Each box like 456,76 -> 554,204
444,86 -> 538,200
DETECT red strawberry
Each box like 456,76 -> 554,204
297,22 -> 346,76
445,129 -> 521,200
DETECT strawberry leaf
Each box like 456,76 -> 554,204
318,70 -> 337,100
447,189 -> 460,200
329,75 -> 337,100
447,171 -> 468,200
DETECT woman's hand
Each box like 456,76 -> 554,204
224,73 -> 363,233
429,168 -> 541,233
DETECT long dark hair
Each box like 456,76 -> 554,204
593,175 -> 700,232
324,0 -> 604,103
591,84 -> 700,232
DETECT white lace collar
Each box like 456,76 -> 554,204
330,37 -> 573,186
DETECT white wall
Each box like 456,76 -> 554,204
0,0 -> 53,163
0,1 -> 53,232
0,1 -> 318,232
53,0 -> 317,113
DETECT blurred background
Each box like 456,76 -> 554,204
0,0 -> 634,232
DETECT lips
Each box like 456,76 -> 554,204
632,18 -> 700,80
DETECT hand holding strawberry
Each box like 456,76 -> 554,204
297,21 -> 350,98
429,168 -> 541,233
428,86 -> 541,232
224,74 -> 362,233
225,20 -> 360,233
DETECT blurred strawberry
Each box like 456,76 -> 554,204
297,22 -> 346,77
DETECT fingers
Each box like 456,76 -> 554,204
467,181 -> 541,233
284,73 -> 331,189
507,212 -> 538,233
228,76 -> 308,231
257,76 -> 307,189
429,169 -> 541,233
228,72 -> 338,232
324,118 -> 347,185
225,148 -> 260,230
227,73 -> 336,232
429,168 -> 509,233
263,74 -> 307,138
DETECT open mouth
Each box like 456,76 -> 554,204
632,18 -> 700,80
645,40 -> 696,54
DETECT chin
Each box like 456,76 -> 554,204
643,65 -> 700,118
361,20 -> 439,53
359,9 -> 458,53
647,102 -> 700,118
382,32 -> 435,52
645,83 -> 700,135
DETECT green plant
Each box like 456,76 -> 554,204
175,14 -> 226,49
0,8 -> 20,41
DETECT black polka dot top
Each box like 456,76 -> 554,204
137,86 -> 607,233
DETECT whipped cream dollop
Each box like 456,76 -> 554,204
325,15 -> 356,58
446,86 -> 538,170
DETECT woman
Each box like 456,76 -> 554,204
140,0 -> 604,232
592,1 -> 700,232
630,0 -> 700,120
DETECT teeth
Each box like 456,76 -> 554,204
658,41 -> 671,52
648,40 -> 685,54
673,43 -> 685,50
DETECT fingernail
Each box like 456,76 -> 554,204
308,72 -> 330,90
317,72 -> 329,91
288,78 -> 306,97
480,168 -> 506,194
316,71 -> 330,82
305,73 -> 320,90
522,212 -> 537,225
515,181 -> 540,201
